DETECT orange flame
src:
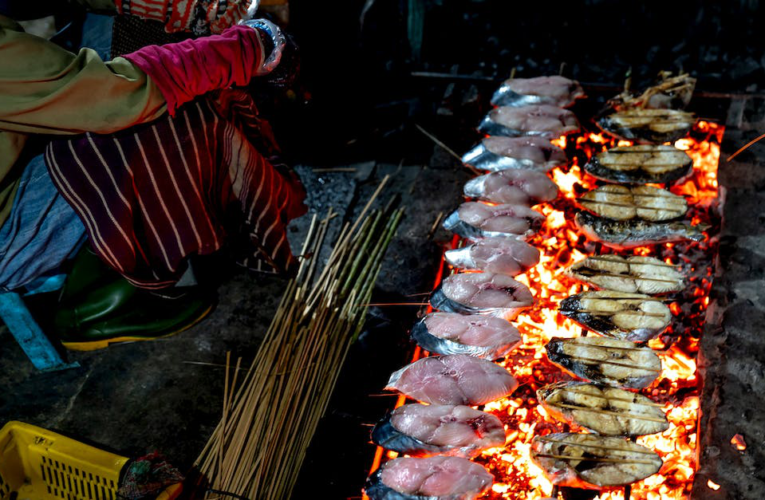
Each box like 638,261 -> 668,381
731,434 -> 747,451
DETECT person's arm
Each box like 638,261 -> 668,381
0,14 -> 167,136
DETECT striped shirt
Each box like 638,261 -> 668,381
46,90 -> 306,289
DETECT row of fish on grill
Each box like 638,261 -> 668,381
364,73 -> 702,499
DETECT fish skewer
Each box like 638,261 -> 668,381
478,104 -> 581,138
597,108 -> 695,144
410,312 -> 521,360
462,137 -> 567,173
577,185 -> 688,222
531,433 -> 663,489
445,238 -> 540,277
491,75 -> 585,108
575,211 -> 706,249
566,255 -> 685,295
559,290 -> 672,342
430,272 -> 534,321
584,145 -> 694,185
538,381 -> 669,436
546,336 -> 662,389
443,202 -> 545,241
463,168 -> 560,204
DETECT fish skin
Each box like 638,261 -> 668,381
537,381 -> 669,437
545,336 -> 661,389
575,211 -> 706,249
385,354 -> 519,406
566,255 -> 686,295
410,314 -> 521,360
531,432 -> 663,489
365,456 -> 493,500
584,145 -> 693,185
371,404 -> 506,458
558,290 -> 671,342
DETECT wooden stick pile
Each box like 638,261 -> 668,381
196,179 -> 403,500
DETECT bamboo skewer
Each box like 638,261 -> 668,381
571,271 -> 682,284
579,199 -> 686,212
570,310 -> 668,319
563,341 -> 650,352
535,437 -> 659,455
567,356 -> 662,373
554,388 -> 664,407
532,454 -> 658,465
583,257 -> 678,269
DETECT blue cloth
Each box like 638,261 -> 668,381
0,154 -> 86,291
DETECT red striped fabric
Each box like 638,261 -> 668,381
45,91 -> 306,289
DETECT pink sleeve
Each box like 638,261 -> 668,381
123,25 -> 265,116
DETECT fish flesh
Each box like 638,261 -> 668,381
566,255 -> 685,295
462,136 -> 567,173
491,75 -> 585,108
577,185 -> 687,222
430,272 -> 534,321
584,145 -> 693,185
545,336 -> 661,389
464,169 -> 559,205
537,381 -> 669,437
445,238 -> 540,277
365,456 -> 493,500
575,211 -> 706,249
609,73 -> 696,111
597,109 -> 695,144
478,105 -> 580,138
443,202 -> 545,240
531,433 -> 663,489
372,404 -> 506,458
410,312 -> 521,360
385,354 -> 519,406
559,290 -> 671,342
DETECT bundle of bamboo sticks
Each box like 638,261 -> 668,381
196,179 -> 403,500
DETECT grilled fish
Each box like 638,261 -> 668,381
431,272 -> 534,321
478,105 -> 580,138
609,73 -> 696,111
411,312 -> 521,360
559,290 -> 671,342
545,336 -> 661,389
445,238 -> 540,277
584,145 -> 693,185
443,202 -> 545,241
597,109 -> 695,144
531,433 -> 663,489
578,185 -> 687,222
372,404 -> 506,458
464,169 -> 559,205
537,381 -> 669,437
575,211 -> 706,249
462,136 -> 567,173
386,354 -> 519,406
365,456 -> 493,500
566,255 -> 685,295
492,75 -> 585,108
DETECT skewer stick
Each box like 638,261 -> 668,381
579,199 -> 685,212
548,403 -> 668,422
583,257 -> 678,269
572,271 -> 681,284
568,356 -> 662,373
535,437 -> 658,455
571,310 -> 668,319
564,341 -> 650,352
533,454 -> 658,465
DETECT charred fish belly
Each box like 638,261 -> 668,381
478,105 -> 580,138
575,211 -> 706,249
531,433 -> 663,489
371,404 -> 506,458
545,336 -> 661,389
462,136 -> 567,173
430,272 -> 534,321
464,168 -> 559,205
584,145 -> 693,184
537,381 -> 669,437
566,254 -> 685,295
597,109 -> 695,144
559,290 -> 671,342
577,185 -> 687,222
443,202 -> 545,241
410,312 -> 522,360
365,456 -> 493,500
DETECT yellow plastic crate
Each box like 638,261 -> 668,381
0,421 -> 180,500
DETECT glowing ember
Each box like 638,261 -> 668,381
367,121 -> 724,500
731,434 -> 747,451
707,480 -> 721,491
